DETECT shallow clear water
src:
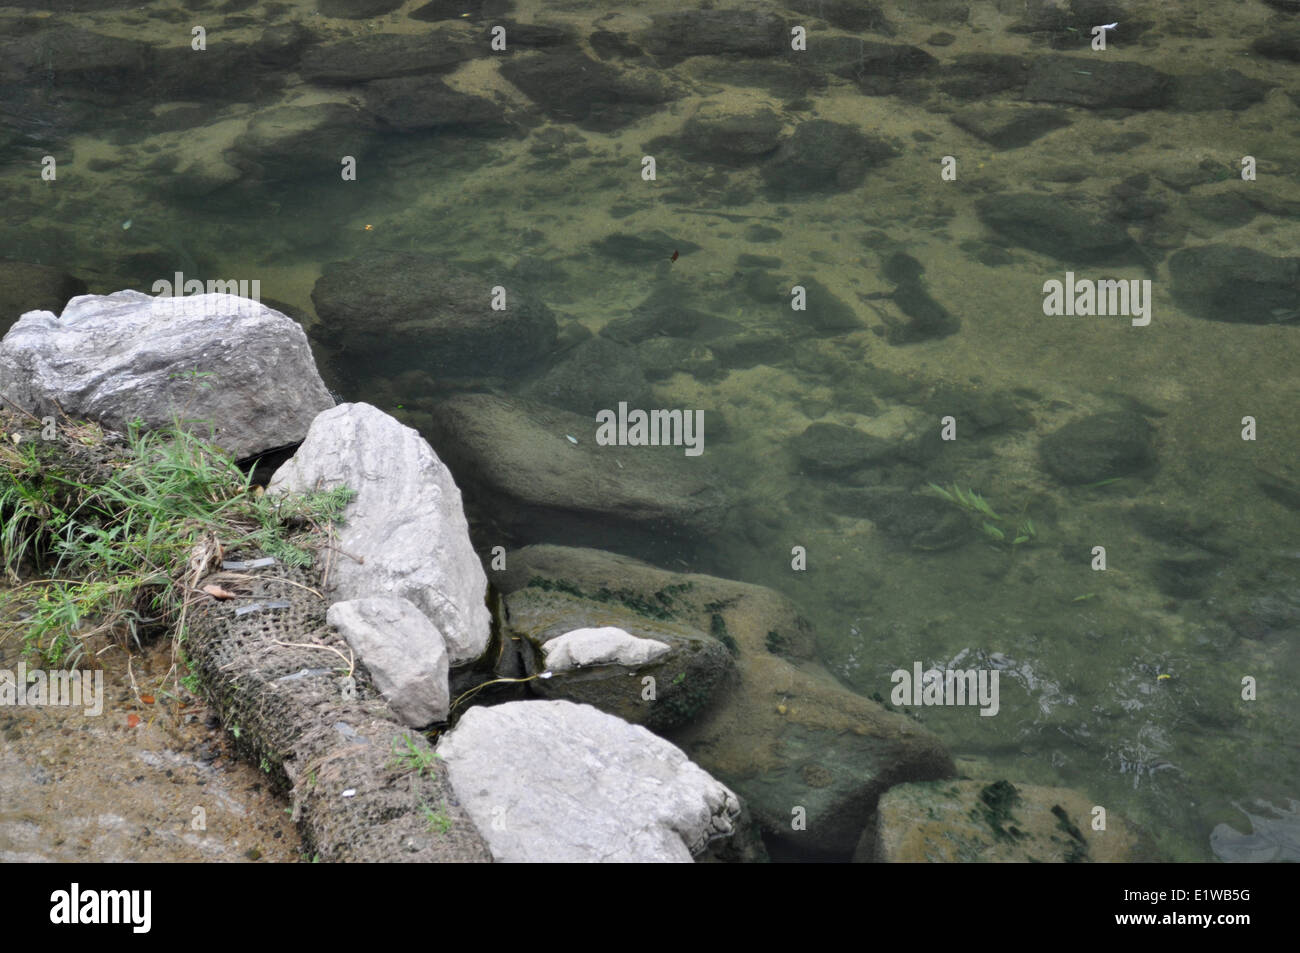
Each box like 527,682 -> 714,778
2,0 -> 1298,862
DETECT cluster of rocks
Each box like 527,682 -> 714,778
0,288 -> 1172,861
0,290 -> 745,861
16,0 -> 1292,859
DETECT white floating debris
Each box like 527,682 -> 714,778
121,219 -> 132,230
342,789 -> 357,798
565,434 -> 578,445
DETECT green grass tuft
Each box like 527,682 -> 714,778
0,413 -> 353,671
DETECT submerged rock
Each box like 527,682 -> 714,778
436,700 -> 742,862
950,106 -> 1072,149
498,544 -> 818,660
825,488 -> 970,551
428,393 -> 730,547
0,289 -> 333,459
1252,30 -> 1300,63
300,30 -> 475,84
1024,55 -> 1171,110
0,260 -> 87,338
520,336 -> 651,415
363,77 -> 511,134
1168,245 -> 1300,326
793,276 -> 864,333
859,779 -> 1159,862
500,49 -> 678,131
976,193 -> 1146,268
937,53 -> 1031,100
0,26 -> 153,98
410,0 -> 512,22
790,422 -> 894,473
312,251 -> 557,382
268,402 -> 491,665
496,544 -> 953,855
1039,412 -> 1156,485
1168,69 -> 1274,112
677,643 -> 955,855
675,107 -> 784,165
636,338 -> 721,382
785,0 -> 894,33
319,0 -> 404,18
229,103 -> 376,184
815,38 -> 937,94
761,120 -> 897,196
640,9 -> 789,62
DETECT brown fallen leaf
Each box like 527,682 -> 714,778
203,584 -> 238,600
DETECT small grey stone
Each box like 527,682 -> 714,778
328,598 -> 450,727
542,626 -> 671,671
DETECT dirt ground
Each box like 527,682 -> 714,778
0,620 -> 303,863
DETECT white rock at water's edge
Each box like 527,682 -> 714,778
327,597 -> 449,727
268,402 -> 491,665
0,290 -> 334,459
436,699 -> 741,862
542,626 -> 671,672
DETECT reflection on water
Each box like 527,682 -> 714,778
1,0 -> 1298,861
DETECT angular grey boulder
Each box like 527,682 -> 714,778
0,290 -> 334,459
436,700 -> 742,862
327,597 -> 450,727
268,402 -> 490,665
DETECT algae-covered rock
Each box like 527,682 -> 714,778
858,779 -> 1159,862
503,586 -> 734,732
976,193 -> 1145,268
1039,412 -> 1156,485
675,649 -> 955,855
312,252 -> 557,383
497,545 -> 954,855
497,544 -> 817,661
428,395 -> 730,547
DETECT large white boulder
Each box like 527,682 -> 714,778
436,700 -> 741,862
0,290 -> 334,459
268,402 -> 490,665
